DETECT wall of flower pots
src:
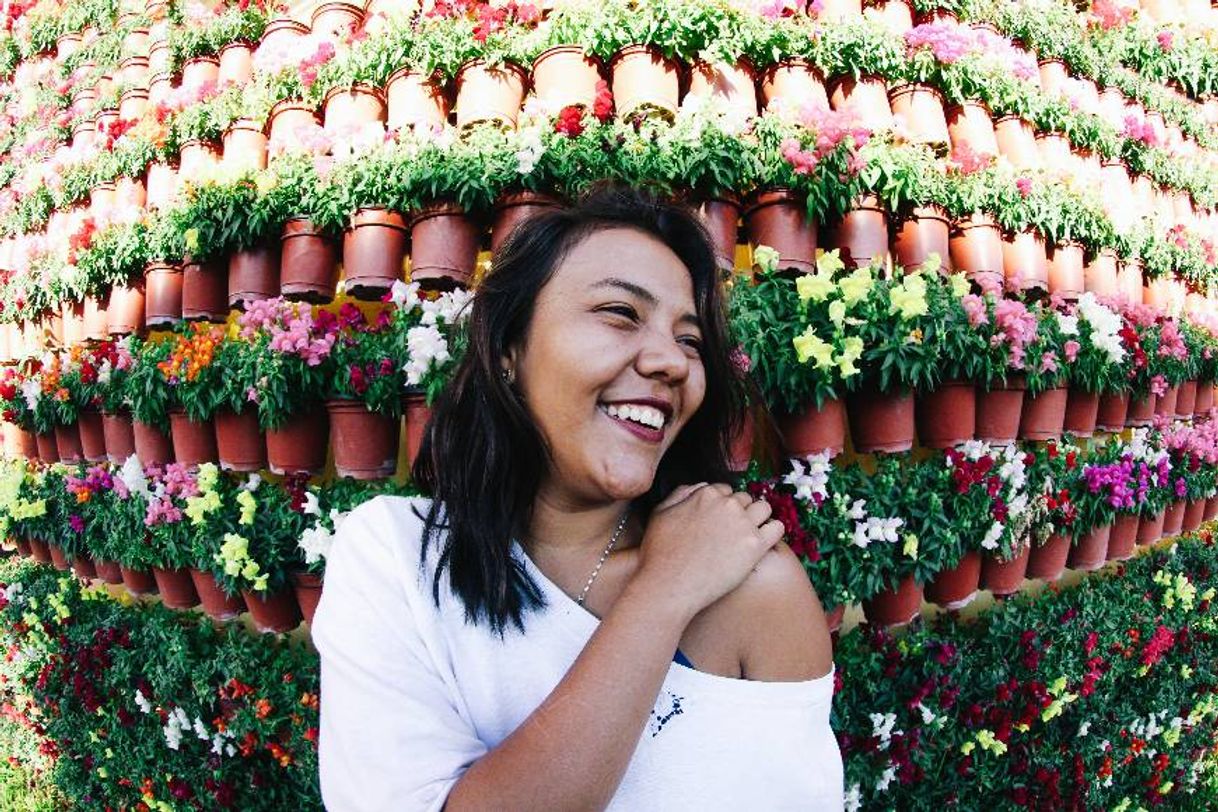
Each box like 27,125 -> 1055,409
1,0 -> 1218,807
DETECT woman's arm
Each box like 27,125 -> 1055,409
734,545 -> 834,681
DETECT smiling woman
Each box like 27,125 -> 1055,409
312,186 -> 842,811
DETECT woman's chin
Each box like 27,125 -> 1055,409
598,459 -> 661,501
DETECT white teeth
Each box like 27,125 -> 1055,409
603,403 -> 665,430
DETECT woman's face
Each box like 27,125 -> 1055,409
509,227 -> 707,508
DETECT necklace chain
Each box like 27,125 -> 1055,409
575,510 -> 630,606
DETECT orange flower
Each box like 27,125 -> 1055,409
255,698 -> 273,719
75,490 -> 90,504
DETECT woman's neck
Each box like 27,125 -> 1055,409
525,489 -> 641,558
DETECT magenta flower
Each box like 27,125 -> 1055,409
68,515 -> 84,533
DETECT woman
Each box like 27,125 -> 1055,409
313,186 -> 841,810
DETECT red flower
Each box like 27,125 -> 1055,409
554,105 -> 585,137
593,80 -> 614,122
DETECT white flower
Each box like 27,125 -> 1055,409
847,499 -> 867,521
844,784 -> 862,812
783,453 -> 832,504
118,456 -> 149,498
1077,720 -> 1091,738
193,716 -> 209,741
19,378 -> 39,410
981,522 -> 1004,551
404,324 -> 451,386
134,689 -> 152,714
389,279 -> 420,310
302,490 -> 321,516
162,707 -> 189,751
958,439 -> 991,460
869,711 -> 899,745
875,763 -> 898,792
241,474 -> 262,492
852,523 -> 871,549
1056,312 -> 1079,336
515,125 -> 544,175
298,524 -> 335,565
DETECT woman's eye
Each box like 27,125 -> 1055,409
600,305 -> 639,321
679,336 -> 703,352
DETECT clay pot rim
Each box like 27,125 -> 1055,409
493,190 -> 564,212
353,206 -> 409,230
118,55 -> 149,67
218,40 -> 255,54
992,113 -> 1031,126
183,54 -> 220,67
532,44 -> 604,71
946,98 -> 993,115
323,82 -> 387,106
311,1 -> 366,21
145,261 -> 181,274
386,63 -> 446,87
887,81 -> 945,101
180,138 -> 220,150
409,201 -> 471,228
263,17 -> 310,35
282,216 -> 330,238
455,58 -> 529,84
148,70 -> 173,84
224,117 -> 266,135
742,186 -> 799,217
825,72 -> 886,92
268,98 -> 320,119
290,569 -> 323,587
119,87 -> 149,101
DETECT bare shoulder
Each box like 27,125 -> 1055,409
701,545 -> 833,681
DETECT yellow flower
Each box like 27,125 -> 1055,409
828,299 -> 847,326
237,490 -> 257,526
241,560 -> 261,581
196,462 -> 219,493
959,741 -> 975,755
949,272 -> 970,298
796,272 -> 835,303
837,336 -> 864,378
752,244 -> 780,273
815,248 -> 845,276
976,729 -> 1007,756
902,533 -> 918,558
890,276 -> 929,319
838,267 -> 874,306
183,228 -> 199,256
793,328 -> 835,370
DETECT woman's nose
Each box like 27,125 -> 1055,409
635,326 -> 690,382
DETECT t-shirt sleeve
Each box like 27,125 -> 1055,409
312,497 -> 488,812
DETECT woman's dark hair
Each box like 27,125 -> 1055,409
411,184 -> 746,635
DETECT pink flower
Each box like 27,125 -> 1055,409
1015,177 -> 1032,198
69,515 -> 84,533
1064,340 -> 1080,362
1039,352 -> 1058,374
1157,30 -> 1174,51
1151,374 -> 1168,397
962,294 -> 988,327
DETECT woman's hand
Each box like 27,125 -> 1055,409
633,482 -> 785,622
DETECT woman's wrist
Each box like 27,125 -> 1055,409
616,567 -> 701,633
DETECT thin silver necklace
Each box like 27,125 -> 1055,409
575,510 -> 631,606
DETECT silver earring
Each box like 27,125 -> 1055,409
502,367 -> 515,384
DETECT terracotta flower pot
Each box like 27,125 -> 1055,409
1175,380 -> 1198,418
828,74 -> 892,133
946,100 -> 998,157
260,17 -> 309,52
281,219 -> 339,303
404,394 -> 432,469
777,398 -> 846,457
145,162 -> 177,211
1067,524 -> 1110,571
71,556 -> 97,579
13,538 -> 31,558
323,84 -> 386,132
1027,532 -> 1070,581
215,409 -> 266,472
1195,382 -> 1214,414
982,544 -> 1029,596
892,206 -> 950,273
222,119 -> 268,173
35,432 -> 59,463
1002,229 -> 1048,292
28,539 -> 51,565
144,262 -> 183,327
48,543 -> 70,572
888,83 -> 949,147
1183,498 -> 1206,533
1126,394 -> 1156,427
168,410 -> 217,468
1107,513 -> 1139,561
107,281 -> 145,336
182,259 -> 229,321
1064,389 -> 1100,437
915,381 -> 974,448
181,55 -> 219,91
178,140 -> 220,182
409,204 -> 481,290
1019,387 -> 1067,441
1039,59 -> 1069,98
976,380 -> 1024,443
728,411 -> 755,472
594,45 -> 676,121
84,295 -> 109,340
1084,249 -> 1119,297
1048,242 -> 1085,298
153,566 -> 199,608
825,604 -> 846,634
693,196 -> 741,273
687,60 -> 758,120
1163,499 -> 1186,537
743,189 -> 817,274
847,388 -> 914,453
994,115 -> 1040,170
98,410 -> 137,462
455,59 -> 527,128
228,245 -> 280,309
243,588 -> 302,633
924,551 -> 981,610
861,575 -> 923,627
327,399 -> 399,479
311,1 -> 364,44
78,409 -> 107,462
1137,509 -> 1165,546
1035,132 -> 1071,172
491,192 -> 562,256
93,558 -> 123,585
1205,495 -> 1218,522
120,566 -> 157,595
62,301 -> 86,346
190,568 -> 245,621
55,423 -> 84,463
760,59 -> 828,113
831,195 -> 889,270
267,100 -> 320,155
342,208 -> 408,298
385,67 -> 448,131
1096,392 -> 1129,431
133,419 -> 174,466
292,571 -> 323,627
1155,386 -> 1179,419
949,214 -> 1003,287
266,408 -> 329,475
13,427 -> 37,460
119,87 -> 148,121
218,42 -> 254,86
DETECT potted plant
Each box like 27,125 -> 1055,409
183,463 -> 253,621
913,262 -> 984,448
1061,293 -> 1127,436
965,292 -> 1037,443
143,461 -> 206,608
124,336 -> 175,466
93,339 -> 138,463
1017,301 -> 1068,441
209,331 -> 265,473
237,297 -> 337,474
1022,439 -> 1079,582
158,322 -> 225,468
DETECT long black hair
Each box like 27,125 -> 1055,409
411,185 -> 746,634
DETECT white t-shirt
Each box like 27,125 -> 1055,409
312,495 -> 844,811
